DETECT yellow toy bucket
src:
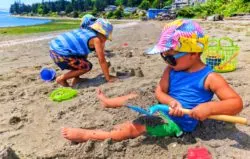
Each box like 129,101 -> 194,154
202,37 -> 239,73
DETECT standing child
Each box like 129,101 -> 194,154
61,19 -> 243,142
49,18 -> 116,87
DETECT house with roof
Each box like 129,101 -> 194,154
124,7 -> 137,14
172,0 -> 206,9
104,5 -> 117,12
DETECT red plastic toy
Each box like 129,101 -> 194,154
123,42 -> 128,47
187,147 -> 212,159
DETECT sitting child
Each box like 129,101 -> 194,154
49,18 -> 116,87
61,19 -> 243,142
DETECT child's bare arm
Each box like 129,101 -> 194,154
190,73 -> 243,121
155,67 -> 183,116
94,38 -> 115,82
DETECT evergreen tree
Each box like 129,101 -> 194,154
71,0 -> 77,11
127,0 -> 133,6
84,0 -> 93,10
37,4 -> 43,14
115,0 -> 123,6
95,0 -> 106,11
78,0 -> 85,11
65,3 -> 73,13
152,0 -> 160,8
163,0 -> 172,6
139,0 -> 151,10
42,3 -> 49,14
50,2 -> 57,12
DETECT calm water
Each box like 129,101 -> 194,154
0,11 -> 51,28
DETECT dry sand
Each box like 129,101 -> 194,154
0,20 -> 250,159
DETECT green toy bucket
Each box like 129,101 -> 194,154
203,37 -> 239,73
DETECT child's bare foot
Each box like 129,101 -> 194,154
56,75 -> 69,87
61,127 -> 90,142
96,88 -> 109,107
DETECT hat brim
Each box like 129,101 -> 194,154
145,45 -> 170,55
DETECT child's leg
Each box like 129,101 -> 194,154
96,88 -> 138,108
61,121 -> 146,142
50,51 -> 92,87
56,69 -> 89,87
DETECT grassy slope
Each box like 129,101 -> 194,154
0,19 -> 81,35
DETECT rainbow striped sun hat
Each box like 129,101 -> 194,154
89,18 -> 113,40
146,19 -> 209,54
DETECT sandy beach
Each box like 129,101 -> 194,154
0,19 -> 250,158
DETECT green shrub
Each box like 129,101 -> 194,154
187,0 -> 250,18
48,12 -> 58,17
113,6 -> 123,19
91,9 -> 98,16
123,12 -> 132,18
73,11 -> 79,18
106,11 -> 114,18
139,0 -> 150,10
177,7 -> 195,18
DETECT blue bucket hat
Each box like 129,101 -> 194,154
89,18 -> 113,40
80,14 -> 97,29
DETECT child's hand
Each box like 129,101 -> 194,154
190,104 -> 212,121
169,100 -> 184,117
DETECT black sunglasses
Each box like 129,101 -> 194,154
160,52 -> 187,66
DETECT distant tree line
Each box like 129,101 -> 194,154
177,0 -> 250,18
10,0 -> 173,15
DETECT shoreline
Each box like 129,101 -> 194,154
0,20 -> 52,29
0,21 -> 139,47
12,14 -> 141,22
0,16 -> 139,35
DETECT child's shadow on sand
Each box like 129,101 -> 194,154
193,120 -> 250,150
73,74 -> 131,89
73,74 -> 106,89
140,120 -> 250,151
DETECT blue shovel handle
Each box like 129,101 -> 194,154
126,104 -> 171,116
148,104 -> 170,115
126,105 -> 152,116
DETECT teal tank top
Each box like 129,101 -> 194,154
167,65 -> 214,132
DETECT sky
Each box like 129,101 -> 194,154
0,0 -> 44,10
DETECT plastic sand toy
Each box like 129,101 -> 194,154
202,37 -> 239,73
187,147 -> 212,159
214,63 -> 236,73
40,68 -> 56,82
50,87 -> 78,102
127,105 -> 183,137
127,105 -> 152,116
